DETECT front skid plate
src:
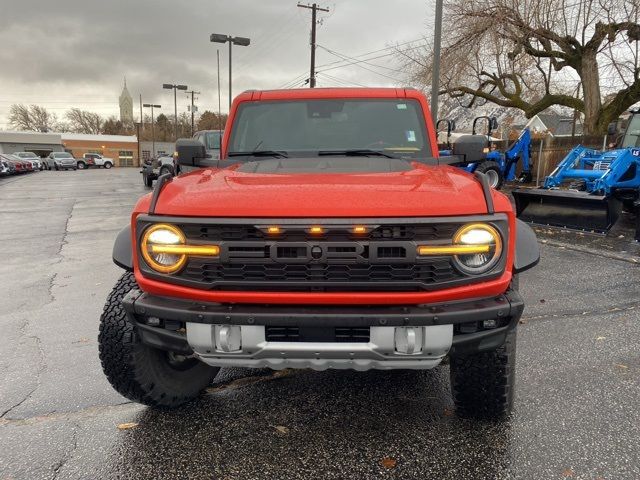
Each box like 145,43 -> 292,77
187,324 -> 453,371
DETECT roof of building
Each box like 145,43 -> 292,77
533,112 -> 583,136
60,133 -> 137,143
0,130 -> 62,144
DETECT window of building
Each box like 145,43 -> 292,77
142,150 -> 151,160
119,150 -> 134,167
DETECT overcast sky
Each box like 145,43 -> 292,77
0,0 -> 434,128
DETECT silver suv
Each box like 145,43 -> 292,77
47,152 -> 77,171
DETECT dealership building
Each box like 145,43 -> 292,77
61,133 -> 138,167
0,131 -> 65,157
0,131 -> 140,167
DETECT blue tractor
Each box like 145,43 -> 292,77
513,110 -> 640,239
438,116 -> 533,189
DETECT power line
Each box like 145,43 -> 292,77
316,46 -> 403,82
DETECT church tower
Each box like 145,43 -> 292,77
119,78 -> 133,124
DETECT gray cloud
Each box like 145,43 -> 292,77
0,0 -> 432,126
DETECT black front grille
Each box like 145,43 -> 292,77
265,326 -> 370,343
137,217 -> 507,292
182,260 -> 459,287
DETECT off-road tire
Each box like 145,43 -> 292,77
77,162 -> 86,170
104,162 -> 113,169
98,272 -> 219,408
450,328 -> 516,419
475,161 -> 504,189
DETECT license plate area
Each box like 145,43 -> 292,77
265,326 -> 370,343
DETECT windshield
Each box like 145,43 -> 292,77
55,153 -> 73,158
622,114 -> 640,148
228,99 -> 430,158
205,131 -> 222,150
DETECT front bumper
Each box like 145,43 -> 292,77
122,288 -> 524,370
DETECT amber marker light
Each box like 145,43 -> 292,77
309,226 -> 324,235
267,226 -> 281,235
353,226 -> 367,234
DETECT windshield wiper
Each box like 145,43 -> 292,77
318,149 -> 397,159
228,150 -> 288,158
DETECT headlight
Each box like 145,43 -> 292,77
451,223 -> 502,274
417,223 -> 502,275
140,223 -> 220,274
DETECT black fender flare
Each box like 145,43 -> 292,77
513,219 -> 540,273
113,225 -> 133,271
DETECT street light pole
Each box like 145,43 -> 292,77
143,104 -> 161,157
431,0 -> 444,124
210,34 -> 250,111
163,84 -> 188,141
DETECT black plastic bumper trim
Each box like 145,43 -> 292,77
122,289 -> 523,328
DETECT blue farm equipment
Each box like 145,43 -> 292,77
513,145 -> 640,238
438,116 -> 533,189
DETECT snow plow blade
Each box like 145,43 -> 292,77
512,188 -> 622,234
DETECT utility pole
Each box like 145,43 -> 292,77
430,0 -> 444,124
139,94 -> 143,125
186,90 -> 200,136
297,3 -> 329,88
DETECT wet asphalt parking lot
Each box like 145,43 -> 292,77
0,168 -> 639,480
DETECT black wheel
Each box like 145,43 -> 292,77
54,164 -> 59,171
104,162 -> 113,169
98,272 -> 219,408
77,162 -> 86,170
475,161 -> 504,189
143,172 -> 153,188
450,328 -> 516,419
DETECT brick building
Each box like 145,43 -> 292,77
61,133 -> 139,167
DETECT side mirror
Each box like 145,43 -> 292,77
607,122 -> 617,136
176,139 -> 209,167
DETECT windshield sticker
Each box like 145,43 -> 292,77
406,130 -> 417,142
396,103 -> 407,110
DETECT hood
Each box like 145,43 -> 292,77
140,160 -> 506,218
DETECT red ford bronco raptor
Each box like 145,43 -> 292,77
99,88 -> 539,419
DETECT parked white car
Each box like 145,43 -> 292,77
77,153 -> 114,169
13,152 -> 43,170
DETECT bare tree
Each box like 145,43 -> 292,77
403,0 -> 640,135
8,104 -> 59,132
65,108 -> 104,134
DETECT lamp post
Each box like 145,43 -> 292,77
430,0 -> 444,124
134,122 -> 142,167
143,104 -> 161,157
162,84 -> 188,141
210,33 -> 250,111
